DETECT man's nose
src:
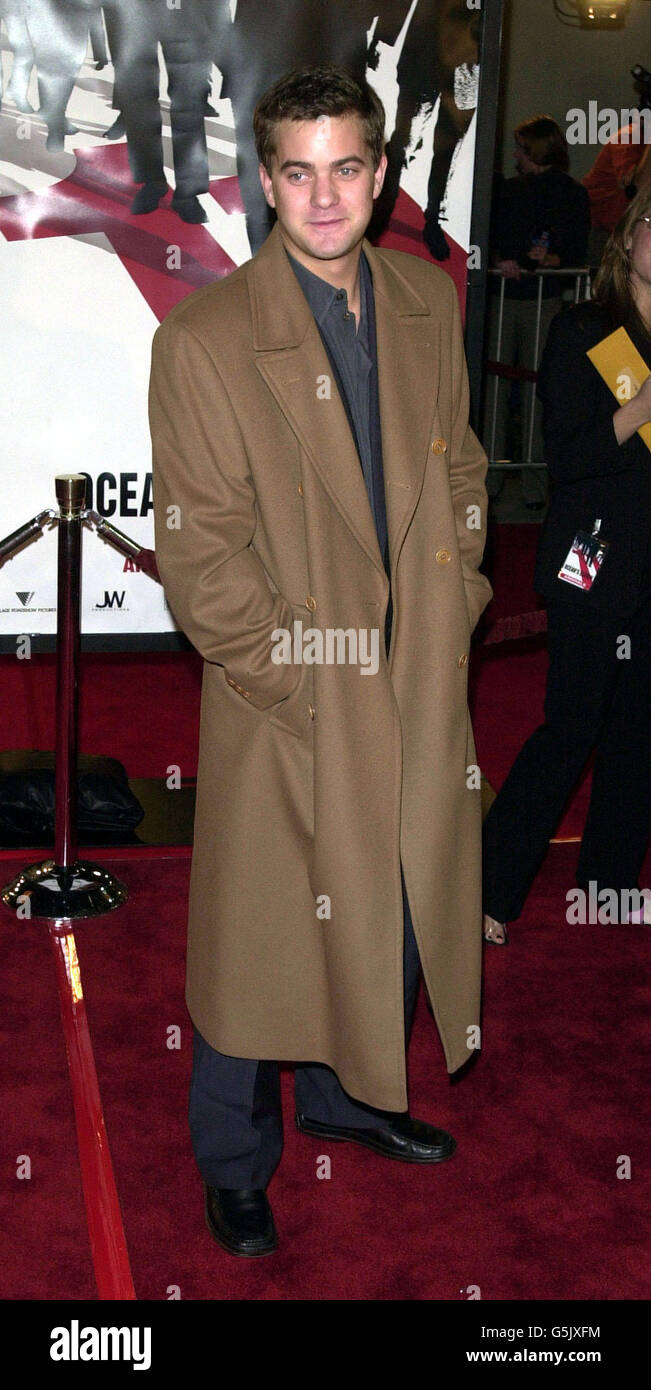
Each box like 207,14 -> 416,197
311,172 -> 339,207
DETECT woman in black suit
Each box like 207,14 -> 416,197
482,187 -> 651,943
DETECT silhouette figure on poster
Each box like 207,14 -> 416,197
0,3 -> 120,144
372,0 -> 481,259
0,0 -> 35,113
220,2 -> 405,253
88,4 -> 107,68
98,4 -> 125,140
104,0 -> 219,224
0,1 -> 99,148
1,1 -> 478,250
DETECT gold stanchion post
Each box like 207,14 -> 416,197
2,475 -> 128,920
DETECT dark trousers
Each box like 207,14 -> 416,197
189,871 -> 421,1188
483,594 -> 651,923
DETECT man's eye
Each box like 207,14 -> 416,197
288,171 -> 307,182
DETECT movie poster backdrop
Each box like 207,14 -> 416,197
0,0 -> 483,642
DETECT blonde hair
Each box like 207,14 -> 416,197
593,185 -> 651,341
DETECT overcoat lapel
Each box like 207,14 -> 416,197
250,224 -> 384,577
364,238 -> 441,576
248,222 -> 439,579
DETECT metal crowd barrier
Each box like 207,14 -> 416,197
483,266 -> 592,473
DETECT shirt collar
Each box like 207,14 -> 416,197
285,247 -> 372,333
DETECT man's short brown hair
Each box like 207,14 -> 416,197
515,116 -> 570,172
253,65 -> 387,173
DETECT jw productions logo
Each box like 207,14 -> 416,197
94,590 -> 128,612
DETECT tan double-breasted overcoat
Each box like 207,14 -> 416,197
150,221 -> 492,1111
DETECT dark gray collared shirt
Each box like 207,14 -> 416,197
286,248 -> 375,508
285,246 -> 392,649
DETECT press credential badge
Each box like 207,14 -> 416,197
558,519 -> 610,592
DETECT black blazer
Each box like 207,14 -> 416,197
534,300 -> 651,618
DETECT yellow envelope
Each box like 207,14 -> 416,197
587,326 -> 651,452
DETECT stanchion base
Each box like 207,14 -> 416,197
2,859 -> 128,920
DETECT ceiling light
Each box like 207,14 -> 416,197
575,0 -> 631,25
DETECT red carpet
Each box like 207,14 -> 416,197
2,844 -> 649,1301
2,523 -> 648,1299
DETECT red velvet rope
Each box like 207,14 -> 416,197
485,359 -> 539,383
49,927 -> 136,1300
481,609 -> 548,645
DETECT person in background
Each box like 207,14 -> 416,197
482,187 -> 651,945
583,117 -> 651,239
583,69 -> 651,249
483,116 -> 590,510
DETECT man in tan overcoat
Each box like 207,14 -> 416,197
150,65 -> 492,1258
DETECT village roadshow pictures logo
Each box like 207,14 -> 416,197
0,592 -> 55,615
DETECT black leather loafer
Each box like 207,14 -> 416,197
204,1186 -> 277,1257
295,1113 -> 456,1163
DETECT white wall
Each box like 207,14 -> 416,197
498,0 -> 651,180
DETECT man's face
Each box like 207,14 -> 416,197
258,113 -> 386,270
514,138 -> 538,176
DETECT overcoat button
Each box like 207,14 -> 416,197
228,676 -> 252,697
308,703 -> 316,720
306,595 -> 317,612
436,548 -> 451,564
297,481 -> 304,496
431,438 -> 447,454
458,653 -> 468,667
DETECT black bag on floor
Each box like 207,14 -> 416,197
0,753 -> 144,843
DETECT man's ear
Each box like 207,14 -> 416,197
373,150 -> 388,200
259,162 -> 276,209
